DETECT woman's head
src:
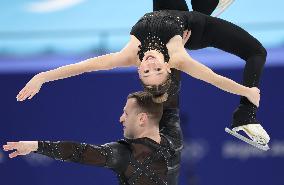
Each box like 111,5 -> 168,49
138,50 -> 174,103
138,50 -> 171,86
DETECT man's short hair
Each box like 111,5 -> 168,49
127,91 -> 163,122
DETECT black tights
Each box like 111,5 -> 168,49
153,0 -> 267,127
185,12 -> 267,127
153,0 -> 219,15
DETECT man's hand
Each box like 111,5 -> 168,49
3,141 -> 38,158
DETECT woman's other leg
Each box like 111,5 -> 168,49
204,15 -> 267,127
185,12 -> 267,127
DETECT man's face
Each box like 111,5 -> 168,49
119,98 -> 141,139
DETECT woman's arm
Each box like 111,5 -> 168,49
171,48 -> 260,107
16,36 -> 139,101
40,42 -> 138,83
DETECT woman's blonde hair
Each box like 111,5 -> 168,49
141,70 -> 181,103
152,92 -> 169,103
142,75 -> 172,103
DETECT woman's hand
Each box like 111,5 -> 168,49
246,87 -> 260,107
16,74 -> 45,101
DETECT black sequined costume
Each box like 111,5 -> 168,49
34,3 -> 187,184
132,0 -> 267,128
131,10 -> 185,63
35,107 -> 182,185
34,57 -> 183,185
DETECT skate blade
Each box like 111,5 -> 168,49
213,0 -> 235,17
225,127 -> 270,151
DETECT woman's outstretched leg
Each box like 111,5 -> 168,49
153,0 -> 233,16
191,0 -> 235,16
191,0 -> 219,15
153,0 -> 218,14
153,0 -> 189,11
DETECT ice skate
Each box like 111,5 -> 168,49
213,0 -> 235,17
225,124 -> 270,151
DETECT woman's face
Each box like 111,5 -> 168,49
138,50 -> 170,86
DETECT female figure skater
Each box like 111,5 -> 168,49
16,0 -> 270,148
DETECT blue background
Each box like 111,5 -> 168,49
0,1 -> 284,185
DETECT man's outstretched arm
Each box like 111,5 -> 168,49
3,141 -> 108,166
